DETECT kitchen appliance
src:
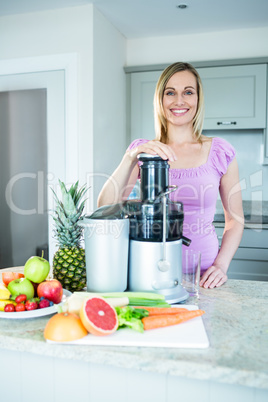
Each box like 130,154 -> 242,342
81,153 -> 191,303
79,217 -> 129,292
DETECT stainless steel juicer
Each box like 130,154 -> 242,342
81,153 -> 191,303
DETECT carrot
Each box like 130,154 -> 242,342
141,310 -> 205,330
134,306 -> 188,315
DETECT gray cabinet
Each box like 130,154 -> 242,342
127,63 -> 267,142
129,70 -> 161,142
215,227 -> 268,281
199,64 -> 267,130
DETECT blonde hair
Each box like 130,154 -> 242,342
153,62 -> 205,143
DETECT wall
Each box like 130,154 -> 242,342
126,26 -> 268,66
0,5 -> 94,199
92,8 -> 126,208
0,5 -> 126,212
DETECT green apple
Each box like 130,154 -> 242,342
7,278 -> 35,300
24,255 -> 50,283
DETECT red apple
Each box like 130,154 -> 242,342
37,279 -> 63,304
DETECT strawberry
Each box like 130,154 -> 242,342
25,299 -> 38,311
15,303 -> 26,312
15,294 -> 27,304
4,303 -> 15,312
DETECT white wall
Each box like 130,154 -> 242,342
0,4 -> 126,211
92,8 -> 126,208
126,26 -> 268,66
0,5 -> 94,191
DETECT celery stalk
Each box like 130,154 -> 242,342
73,291 -> 170,307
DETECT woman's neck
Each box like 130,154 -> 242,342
166,123 -> 195,145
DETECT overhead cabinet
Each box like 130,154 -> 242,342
199,64 -> 267,130
128,63 -> 267,142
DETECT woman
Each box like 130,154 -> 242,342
98,62 -> 244,289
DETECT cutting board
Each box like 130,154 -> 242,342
47,305 -> 209,349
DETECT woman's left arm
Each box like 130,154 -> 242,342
200,158 -> 244,288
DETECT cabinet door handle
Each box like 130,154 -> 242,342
217,121 -> 237,125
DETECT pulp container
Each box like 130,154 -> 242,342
79,218 -> 129,292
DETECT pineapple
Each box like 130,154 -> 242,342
52,180 -> 88,292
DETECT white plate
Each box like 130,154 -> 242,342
0,289 -> 72,319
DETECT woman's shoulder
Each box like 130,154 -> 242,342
127,138 -> 150,150
208,136 -> 236,174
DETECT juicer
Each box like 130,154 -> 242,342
82,153 -> 191,304
125,153 -> 190,303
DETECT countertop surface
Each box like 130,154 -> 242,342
0,272 -> 267,390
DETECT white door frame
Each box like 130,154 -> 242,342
0,53 -> 79,263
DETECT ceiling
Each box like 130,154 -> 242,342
0,0 -> 268,39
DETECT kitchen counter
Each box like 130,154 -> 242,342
0,276 -> 268,402
214,199 -> 268,229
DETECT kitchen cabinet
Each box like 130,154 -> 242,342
215,226 -> 268,281
127,63 -> 267,142
129,70 -> 161,142
199,64 -> 267,130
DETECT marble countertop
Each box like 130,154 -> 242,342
0,276 -> 267,390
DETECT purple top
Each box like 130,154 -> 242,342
128,137 -> 236,272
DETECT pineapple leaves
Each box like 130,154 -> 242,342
51,180 -> 89,248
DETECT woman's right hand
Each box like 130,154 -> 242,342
126,140 -> 177,163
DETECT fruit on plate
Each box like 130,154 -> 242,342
15,303 -> 26,312
44,312 -> 88,342
4,303 -> 16,312
25,299 -> 39,311
0,299 -> 16,311
80,296 -> 118,336
24,253 -> 50,283
52,180 -> 88,292
39,298 -> 51,309
15,294 -> 27,304
0,283 -> 11,300
37,279 -> 63,304
7,278 -> 35,300
2,272 -> 24,287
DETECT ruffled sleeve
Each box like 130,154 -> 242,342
210,137 -> 236,176
127,138 -> 149,151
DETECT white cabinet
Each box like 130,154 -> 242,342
215,227 -> 268,281
127,63 -> 267,142
199,64 -> 267,130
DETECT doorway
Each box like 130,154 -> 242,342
0,89 -> 49,267
0,54 -> 78,267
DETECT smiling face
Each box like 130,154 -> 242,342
162,70 -> 198,131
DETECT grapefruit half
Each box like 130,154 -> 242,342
44,312 -> 88,342
80,296 -> 118,336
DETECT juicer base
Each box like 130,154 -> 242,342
162,287 -> 189,304
128,239 -> 188,303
